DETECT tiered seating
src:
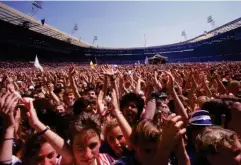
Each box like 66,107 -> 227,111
187,17 -> 241,43
0,2 -> 90,48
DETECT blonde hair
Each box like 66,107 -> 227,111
103,119 -> 120,141
130,120 -> 160,147
196,126 -> 239,156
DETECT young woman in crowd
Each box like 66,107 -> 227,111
100,120 -> 129,159
21,135 -> 60,165
25,99 -> 115,165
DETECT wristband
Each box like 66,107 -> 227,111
114,111 -> 122,115
0,159 -> 12,164
4,138 -> 14,141
37,126 -> 50,136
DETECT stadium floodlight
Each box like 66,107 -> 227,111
181,30 -> 187,41
207,15 -> 215,29
33,1 -> 43,9
29,1 -> 43,17
92,36 -> 98,46
71,23 -> 78,36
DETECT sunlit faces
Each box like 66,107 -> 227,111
72,129 -> 101,165
106,126 -> 126,157
123,102 -> 138,125
82,82 -> 88,88
55,104 -> 66,115
88,90 -> 97,99
65,92 -> 75,106
207,138 -> 241,165
32,142 -> 58,165
196,96 -> 209,108
135,142 -> 158,165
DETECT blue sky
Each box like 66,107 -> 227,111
2,1 -> 241,48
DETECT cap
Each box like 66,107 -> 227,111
189,110 -> 213,126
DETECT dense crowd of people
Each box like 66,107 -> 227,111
0,61 -> 240,165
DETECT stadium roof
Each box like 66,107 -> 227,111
1,2 -> 241,51
97,17 -> 241,50
186,17 -> 241,43
0,2 -> 90,48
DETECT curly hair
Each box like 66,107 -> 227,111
73,96 -> 95,115
120,92 -> 145,120
196,126 -> 239,157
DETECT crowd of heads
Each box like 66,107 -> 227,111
0,61 -> 241,165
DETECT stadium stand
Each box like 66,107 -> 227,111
187,17 -> 241,43
0,2 -> 89,47
0,2 -> 241,64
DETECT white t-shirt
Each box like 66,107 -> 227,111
11,155 -> 61,165
11,155 -> 22,165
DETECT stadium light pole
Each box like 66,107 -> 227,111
181,30 -> 187,41
71,23 -> 78,36
92,36 -> 98,46
207,15 -> 215,29
29,1 -> 43,17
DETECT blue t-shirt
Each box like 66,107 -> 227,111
100,143 -> 131,160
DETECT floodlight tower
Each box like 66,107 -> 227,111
92,36 -> 98,46
29,1 -> 43,17
71,23 -> 78,36
207,15 -> 215,29
181,30 -> 187,41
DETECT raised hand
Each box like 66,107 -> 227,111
47,82 -> 54,93
69,65 -> 76,77
24,99 -> 41,129
161,114 -> 186,151
0,93 -> 19,130
101,65 -> 115,76
110,88 -> 119,111
164,71 -> 175,91
6,83 -> 15,93
154,70 -> 162,89
97,90 -> 105,114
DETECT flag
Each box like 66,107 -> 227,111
90,61 -> 97,69
34,55 -> 43,72
144,56 -> 149,65
90,61 -> 93,66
